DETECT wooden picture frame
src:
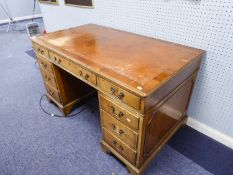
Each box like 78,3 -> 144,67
65,0 -> 93,8
38,0 -> 59,5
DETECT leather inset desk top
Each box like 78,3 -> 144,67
33,24 -> 204,95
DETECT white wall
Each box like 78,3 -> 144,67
0,0 -> 41,20
39,0 -> 233,145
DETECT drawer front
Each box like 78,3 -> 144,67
72,63 -> 97,85
49,51 -> 70,69
98,78 -> 140,110
101,110 -> 138,150
40,69 -> 57,90
34,44 -> 49,58
103,128 -> 136,165
49,51 -> 97,86
44,83 -> 61,103
37,57 -> 54,73
99,95 -> 139,131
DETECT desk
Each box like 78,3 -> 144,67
32,24 -> 204,175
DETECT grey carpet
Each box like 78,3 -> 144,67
0,19 -> 213,175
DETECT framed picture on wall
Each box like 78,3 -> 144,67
38,0 -> 59,5
65,0 -> 93,8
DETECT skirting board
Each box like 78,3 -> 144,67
0,14 -> 43,25
187,117 -> 233,150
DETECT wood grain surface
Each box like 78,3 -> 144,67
32,24 -> 204,96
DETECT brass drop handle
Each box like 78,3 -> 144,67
54,56 -> 57,61
45,75 -> 50,81
38,48 -> 43,54
111,124 -> 116,130
119,145 -> 124,152
40,62 -> 47,68
49,90 -> 54,96
118,129 -> 124,135
113,140 -> 117,145
118,92 -> 124,99
79,70 -> 82,76
110,106 -> 115,114
118,111 -> 124,117
84,74 -> 89,79
57,59 -> 61,64
111,87 -> 116,94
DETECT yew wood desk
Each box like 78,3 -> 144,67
31,24 -> 205,175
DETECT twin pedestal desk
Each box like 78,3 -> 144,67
32,24 -> 204,175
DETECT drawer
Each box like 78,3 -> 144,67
34,44 -> 49,58
49,51 -> 97,86
98,78 -> 141,110
72,63 -> 97,85
49,51 -> 70,69
37,57 -> 54,73
101,110 -> 138,150
44,83 -> 61,103
99,95 -> 139,131
103,128 -> 136,165
40,69 -> 57,90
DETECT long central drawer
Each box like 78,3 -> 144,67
49,51 -> 97,86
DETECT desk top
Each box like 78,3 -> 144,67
32,24 -> 204,96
